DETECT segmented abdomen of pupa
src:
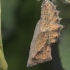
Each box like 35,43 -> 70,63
40,0 -> 63,43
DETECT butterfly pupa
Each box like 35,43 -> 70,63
27,0 -> 64,67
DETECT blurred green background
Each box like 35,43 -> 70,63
2,0 -> 70,70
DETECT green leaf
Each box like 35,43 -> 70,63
0,2 -> 8,70
59,25 -> 70,70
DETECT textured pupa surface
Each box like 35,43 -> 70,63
27,0 -> 63,67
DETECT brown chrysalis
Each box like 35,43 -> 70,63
27,0 -> 63,67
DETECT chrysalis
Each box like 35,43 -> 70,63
27,0 -> 64,67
